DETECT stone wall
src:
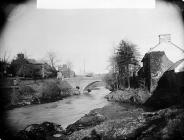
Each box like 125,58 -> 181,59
141,51 -> 173,92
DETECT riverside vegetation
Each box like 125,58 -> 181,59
5,78 -> 80,109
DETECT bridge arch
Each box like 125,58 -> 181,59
83,80 -> 105,92
64,77 -> 104,93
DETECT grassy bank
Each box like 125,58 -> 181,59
105,88 -> 151,105
5,78 -> 79,109
14,103 -> 184,140
66,104 -> 184,140
65,87 -> 184,139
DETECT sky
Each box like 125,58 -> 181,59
0,0 -> 184,74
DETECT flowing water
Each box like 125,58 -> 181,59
5,86 -> 110,132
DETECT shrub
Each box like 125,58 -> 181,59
18,85 -> 35,96
134,88 -> 151,104
40,79 -> 74,102
3,88 -> 20,106
41,80 -> 61,101
57,80 -> 75,96
103,73 -> 117,91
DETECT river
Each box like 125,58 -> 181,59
5,86 -> 110,132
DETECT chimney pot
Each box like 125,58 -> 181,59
159,34 -> 171,43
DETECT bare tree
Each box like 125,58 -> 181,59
46,52 -> 58,69
66,61 -> 73,70
66,61 -> 73,77
0,50 -> 10,63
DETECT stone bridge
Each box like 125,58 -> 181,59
64,76 -> 104,93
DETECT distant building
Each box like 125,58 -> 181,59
10,53 -> 54,78
57,71 -> 63,80
27,58 -> 44,78
58,64 -> 75,78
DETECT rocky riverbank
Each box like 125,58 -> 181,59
14,103 -> 184,140
105,88 -> 151,105
64,86 -> 184,140
68,105 -> 184,140
14,103 -> 143,140
11,81 -> 184,140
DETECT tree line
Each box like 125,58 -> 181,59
104,40 -> 141,91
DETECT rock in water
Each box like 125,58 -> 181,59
66,111 -> 106,135
53,133 -> 62,137
15,122 -> 65,140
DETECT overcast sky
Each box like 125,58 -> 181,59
0,0 -> 184,74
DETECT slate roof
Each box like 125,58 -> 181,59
141,51 -> 165,62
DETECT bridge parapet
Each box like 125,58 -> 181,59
64,76 -> 103,93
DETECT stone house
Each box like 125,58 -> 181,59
139,51 -> 173,92
138,34 -> 184,92
58,64 -> 75,78
10,53 -> 54,78
144,58 -> 184,109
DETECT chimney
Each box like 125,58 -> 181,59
17,53 -> 24,59
159,34 -> 171,43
